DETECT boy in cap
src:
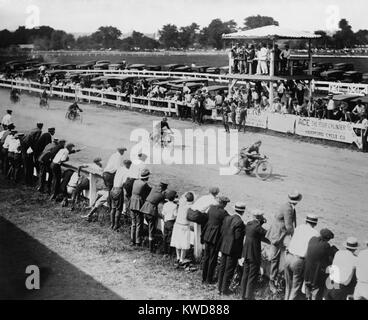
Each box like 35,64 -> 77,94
284,214 -> 319,300
217,202 -> 246,295
240,209 -> 269,300
161,190 -> 178,255
202,196 -> 230,284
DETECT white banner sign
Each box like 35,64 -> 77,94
295,118 -> 357,144
267,113 -> 297,134
245,111 -> 268,129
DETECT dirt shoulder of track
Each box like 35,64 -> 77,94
0,176 -> 234,300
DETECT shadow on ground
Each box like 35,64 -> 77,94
0,216 -> 123,300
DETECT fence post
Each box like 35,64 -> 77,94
88,173 -> 97,207
193,223 -> 203,261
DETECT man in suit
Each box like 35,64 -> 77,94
129,169 -> 151,246
34,127 -> 55,166
266,190 -> 302,293
217,202 -> 246,296
240,210 -> 269,300
304,228 -> 336,300
141,182 -> 168,252
201,196 -> 230,284
37,139 -> 65,194
21,123 -> 44,185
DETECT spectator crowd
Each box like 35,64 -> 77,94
1,108 -> 367,301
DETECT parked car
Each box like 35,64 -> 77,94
206,67 -> 221,75
108,63 -> 125,70
320,69 -> 345,81
174,66 -> 193,73
361,73 -> 368,84
144,65 -> 162,71
161,64 -> 185,72
191,65 -> 210,73
77,61 -> 96,70
333,63 -> 354,71
342,71 -> 363,83
126,64 -> 146,70
59,64 -> 77,70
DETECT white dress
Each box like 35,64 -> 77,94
170,196 -> 192,250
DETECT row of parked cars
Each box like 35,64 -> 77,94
310,62 -> 368,83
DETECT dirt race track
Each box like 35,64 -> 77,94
0,88 -> 367,299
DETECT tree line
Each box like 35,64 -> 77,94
0,15 -> 367,51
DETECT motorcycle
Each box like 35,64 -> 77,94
229,154 -> 273,180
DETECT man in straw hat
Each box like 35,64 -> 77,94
50,143 -> 81,200
187,186 -> 220,228
324,237 -> 359,300
129,168 -> 151,246
266,190 -> 302,293
103,147 -> 127,193
240,209 -> 269,300
217,202 -> 246,296
108,159 -> 132,231
284,214 -> 319,300
304,228 -> 336,300
202,196 -> 230,284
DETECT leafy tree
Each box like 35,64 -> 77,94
178,23 -> 199,49
159,24 -> 179,49
355,29 -> 368,45
243,15 -> 279,30
333,19 -> 356,49
205,19 -> 237,49
120,31 -> 160,50
91,26 -> 122,49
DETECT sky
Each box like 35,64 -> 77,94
0,0 -> 367,35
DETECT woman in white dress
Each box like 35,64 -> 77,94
170,191 -> 195,264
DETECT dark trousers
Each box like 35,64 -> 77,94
24,153 -> 34,185
362,130 -> 368,152
130,210 -> 144,245
240,260 -> 260,300
222,120 -> 229,133
324,279 -> 356,300
217,253 -> 238,294
38,161 -> 52,193
103,172 -> 115,208
163,220 -> 175,254
2,149 -> 9,175
21,151 -> 34,185
145,214 -> 157,241
269,243 -> 284,282
191,108 -> 197,123
197,108 -> 204,124
50,162 -> 62,199
202,242 -> 219,283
